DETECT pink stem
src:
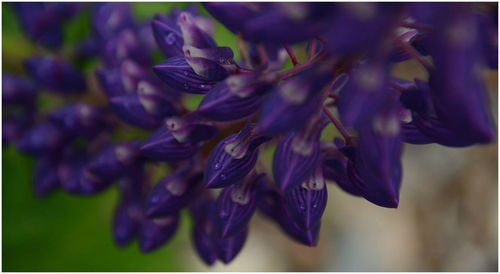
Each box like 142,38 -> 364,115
322,106 -> 350,141
395,36 -> 433,71
284,45 -> 299,66
308,39 -> 317,60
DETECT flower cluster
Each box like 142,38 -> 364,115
3,2 -> 497,265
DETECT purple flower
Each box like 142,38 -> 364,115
113,199 -> 143,247
109,94 -> 163,129
272,120 -> 323,193
213,226 -> 248,264
425,6 -> 496,144
17,122 -> 67,156
215,173 -> 261,238
153,56 -> 215,94
87,142 -> 140,180
2,73 -> 37,105
256,64 -> 332,135
348,91 -> 403,208
139,121 -> 203,162
49,103 -> 107,138
324,3 -> 403,55
196,72 -> 274,121
284,156 -> 328,230
13,3 -> 81,48
145,168 -> 203,217
139,214 -> 180,253
337,60 -> 391,128
204,121 -> 270,188
177,12 -> 216,49
277,206 -> 321,246
151,14 -> 184,58
24,56 -> 86,94
91,3 -> 134,41
190,199 -> 218,265
204,3 -> 335,44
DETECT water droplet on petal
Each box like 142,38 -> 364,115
183,82 -> 189,90
214,162 -> 221,170
299,205 -> 305,210
219,210 -> 228,219
312,204 -> 318,209
220,174 -> 226,180
165,32 -> 175,45
183,70 -> 189,76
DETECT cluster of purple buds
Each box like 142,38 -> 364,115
3,2 -> 497,265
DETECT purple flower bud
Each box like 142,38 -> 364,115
190,199 -> 218,265
65,168 -> 112,195
24,56 -> 86,94
256,65 -> 332,135
95,68 -> 127,97
337,60 -> 391,128
164,116 -> 218,143
33,156 -> 60,197
205,3 -> 335,44
177,12 -> 216,49
113,199 -> 143,247
204,121 -> 270,188
215,174 -> 261,238
277,205 -> 320,246
183,45 -> 233,63
139,122 -> 199,162
137,81 -> 179,118
91,3 -> 134,41
193,222 -> 217,265
401,79 -> 485,147
202,3 -> 254,34
153,56 -> 215,94
100,29 -> 152,68
17,122 -> 66,156
139,214 -> 179,253
151,15 -> 184,58
184,56 -> 229,81
213,226 -> 248,264
425,7 -> 496,144
476,10 -> 498,69
87,142 -> 140,180
109,94 -> 162,129
145,169 -> 202,218
284,157 -> 327,230
324,3 -> 402,55
400,121 -> 434,145
272,122 -> 321,193
49,103 -> 106,138
2,73 -> 37,105
348,92 -> 403,208
196,73 -> 274,121
245,3 -> 336,44
323,155 -> 362,197
13,3 -> 81,48
119,60 -> 161,93
117,164 -> 148,202
3,116 -> 32,146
